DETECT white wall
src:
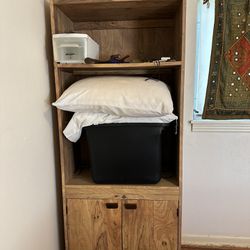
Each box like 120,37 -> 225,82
182,1 -> 250,247
0,1 -> 60,250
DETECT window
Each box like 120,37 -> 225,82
191,1 -> 250,131
193,0 -> 215,119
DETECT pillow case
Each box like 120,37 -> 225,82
63,112 -> 178,142
53,76 -> 174,117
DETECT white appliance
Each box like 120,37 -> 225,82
52,33 -> 99,63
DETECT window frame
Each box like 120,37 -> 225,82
191,0 -> 250,132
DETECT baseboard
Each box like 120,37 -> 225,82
182,235 -> 250,248
182,245 -> 250,250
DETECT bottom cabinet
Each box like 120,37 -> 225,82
123,200 -> 178,250
67,199 -> 122,250
67,199 -> 178,250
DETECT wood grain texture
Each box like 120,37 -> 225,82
58,61 -> 182,69
52,67 -> 76,250
72,69 -> 176,75
74,19 -> 174,30
58,61 -> 182,75
153,200 -> 178,250
54,0 -> 180,22
67,199 -> 122,250
54,0 -> 179,3
54,6 -> 74,33
178,1 -> 186,249
49,1 -> 186,249
174,0 -> 183,60
123,200 -> 178,250
65,170 -> 179,201
55,71 -> 76,184
51,2 -> 70,248
66,185 -> 179,201
123,200 -> 154,250
77,27 -> 174,61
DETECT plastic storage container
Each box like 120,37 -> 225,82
85,123 -> 168,184
52,33 -> 99,63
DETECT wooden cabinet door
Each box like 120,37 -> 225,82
122,200 -> 178,250
67,199 -> 122,250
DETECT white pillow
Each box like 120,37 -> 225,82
63,112 -> 178,142
53,76 -> 174,117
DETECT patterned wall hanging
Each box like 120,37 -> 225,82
203,0 -> 250,119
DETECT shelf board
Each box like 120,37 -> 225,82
57,61 -> 182,74
65,170 -> 179,200
54,0 -> 181,22
67,171 -> 178,187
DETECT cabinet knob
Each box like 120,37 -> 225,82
105,203 -> 119,209
124,203 -> 137,210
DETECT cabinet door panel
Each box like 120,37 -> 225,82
123,200 -> 154,250
153,200 -> 178,250
123,200 -> 178,250
67,199 -> 122,250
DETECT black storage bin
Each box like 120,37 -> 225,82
85,123 -> 169,184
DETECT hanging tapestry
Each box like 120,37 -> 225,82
203,0 -> 250,119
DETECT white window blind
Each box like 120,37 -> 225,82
193,0 -> 215,118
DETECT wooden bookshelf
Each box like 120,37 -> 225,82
50,0 -> 186,249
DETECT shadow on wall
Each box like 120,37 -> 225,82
44,1 -> 65,249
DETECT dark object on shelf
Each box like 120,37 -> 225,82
84,123 -> 172,184
85,54 -> 129,64
73,129 -> 91,173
